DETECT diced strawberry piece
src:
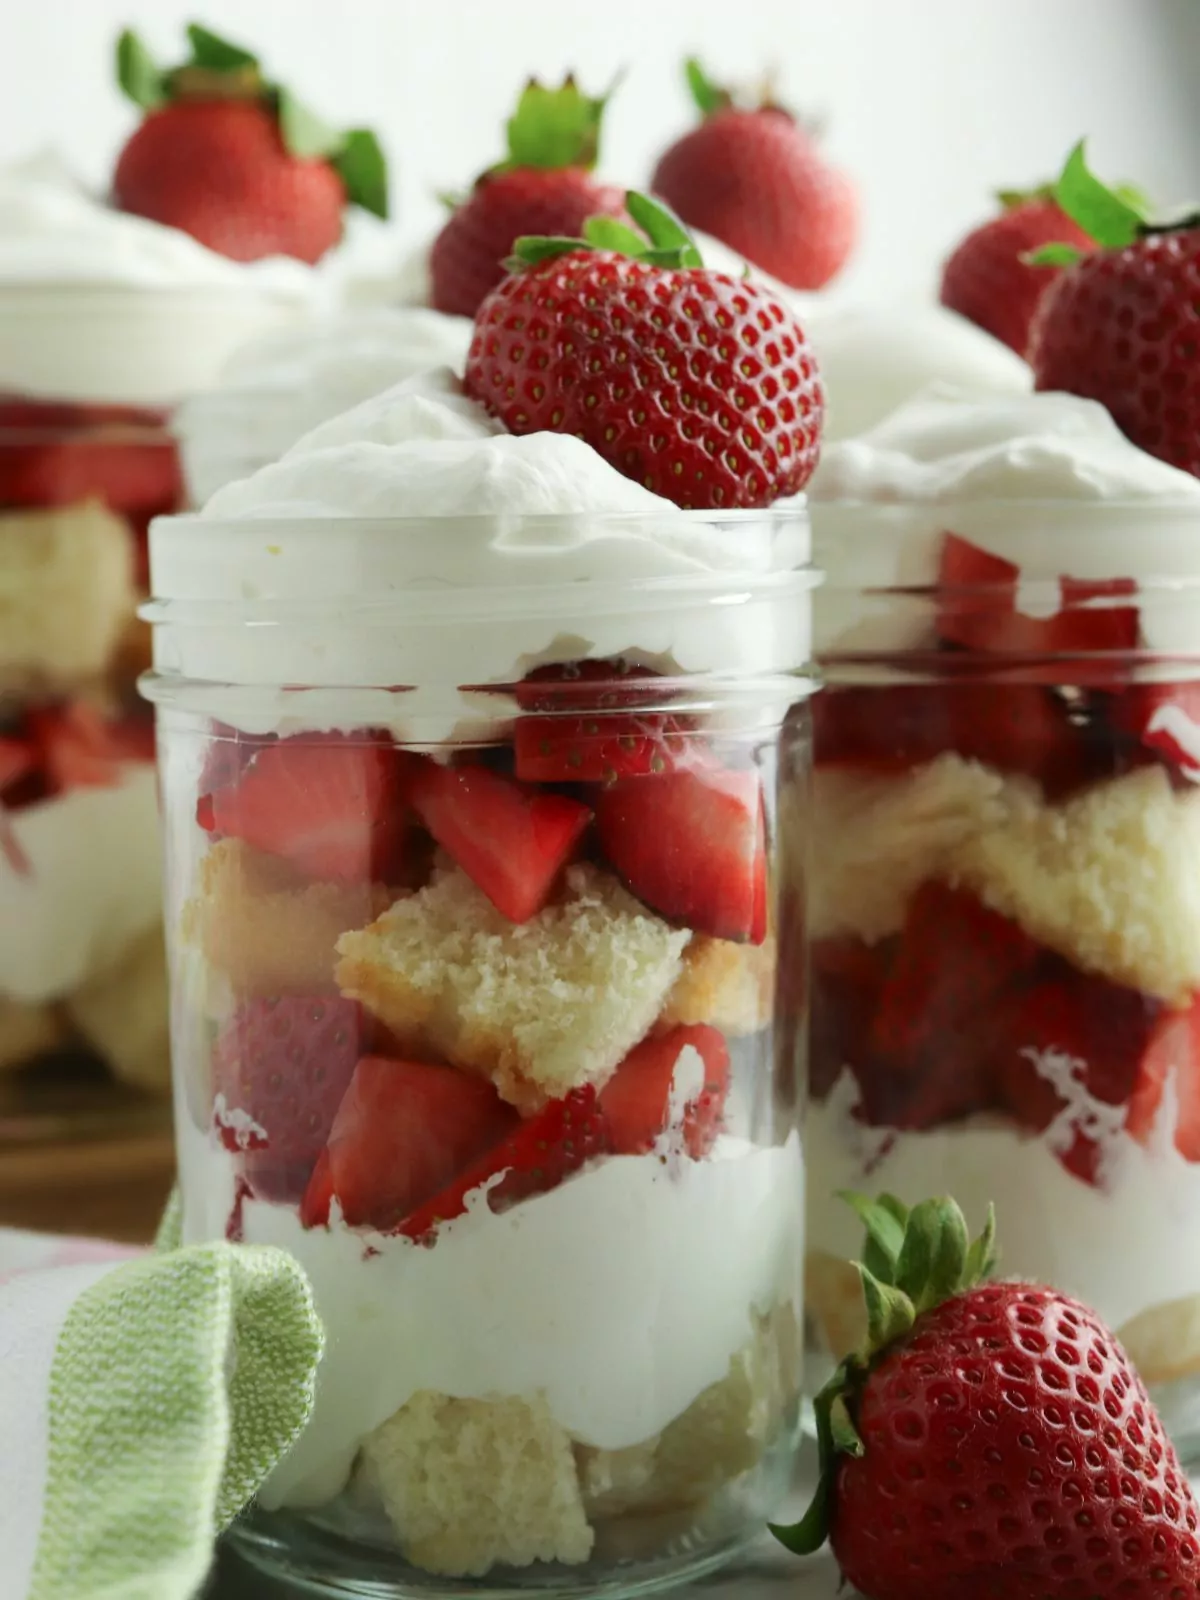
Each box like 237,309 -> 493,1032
27,702 -> 126,792
937,532 -> 1139,665
1125,997 -> 1200,1162
514,712 -> 687,784
301,1056 -> 519,1231
0,435 -> 182,519
515,659 -> 666,712
598,1024 -> 731,1158
200,732 -> 409,883
865,883 -> 1037,1129
1110,680 -> 1200,780
407,759 -> 591,923
0,736 -> 35,797
213,995 -> 371,1203
594,765 -> 767,943
815,680 -> 1092,792
397,1087 -> 608,1242
993,971 -> 1164,1185
810,936 -> 896,1103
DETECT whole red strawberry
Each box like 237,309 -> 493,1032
940,190 -> 1094,355
774,1194 -> 1200,1599
1029,143 -> 1200,478
651,58 -> 857,291
112,23 -> 388,264
212,994 -> 370,1202
463,191 -> 823,508
430,76 -> 626,317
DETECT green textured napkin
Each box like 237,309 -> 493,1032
0,1217 -> 322,1600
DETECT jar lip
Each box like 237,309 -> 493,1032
153,503 -> 811,533
811,495 -> 1200,514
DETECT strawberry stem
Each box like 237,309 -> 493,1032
770,1194 -> 997,1559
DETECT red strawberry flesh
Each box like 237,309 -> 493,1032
599,1024 -> 730,1158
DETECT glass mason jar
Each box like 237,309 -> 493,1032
806,498 -> 1200,1460
141,507 -> 816,1598
0,393 -> 180,1123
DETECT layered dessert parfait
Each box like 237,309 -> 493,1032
174,308 -> 473,506
804,384 -> 1200,1423
0,21 -> 367,1097
149,199 -> 820,1590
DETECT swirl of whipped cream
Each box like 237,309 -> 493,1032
148,370 -> 813,740
0,153 -> 322,402
175,308 -> 475,505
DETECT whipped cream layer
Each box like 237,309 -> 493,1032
811,386 -> 1200,656
808,1071 -> 1200,1341
0,154 -> 322,404
148,371 -> 814,741
175,309 -> 474,506
0,767 -> 162,1003
179,1123 -> 804,1509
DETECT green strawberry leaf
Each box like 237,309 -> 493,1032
859,1265 -> 916,1351
1023,242 -> 1087,268
116,29 -> 166,111
276,87 -> 345,160
583,215 -> 649,255
185,22 -> 259,73
838,1190 -> 907,1285
505,75 -> 612,171
1053,140 -> 1146,249
770,1361 -> 856,1554
964,1203 -> 999,1284
893,1197 -> 970,1315
995,183 -> 1056,210
334,130 -> 390,218
685,56 -> 733,118
509,235 -> 590,269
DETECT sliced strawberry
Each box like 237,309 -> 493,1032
993,971 -> 1165,1184
598,1024 -> 731,1158
937,532 -> 1139,666
212,995 -> 370,1203
514,712 -> 688,784
197,722 -> 275,802
814,680 -> 1093,792
407,759 -> 591,923
1125,998 -> 1200,1162
27,703 -> 126,792
0,736 -> 35,797
1109,680 -> 1200,780
865,882 -> 1037,1129
0,435 -> 182,518
398,1087 -> 608,1242
301,1056 -> 519,1231
200,732 -> 409,883
594,765 -> 767,943
810,936 -> 896,1103
515,659 -> 666,712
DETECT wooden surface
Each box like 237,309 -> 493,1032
0,1127 -> 175,1242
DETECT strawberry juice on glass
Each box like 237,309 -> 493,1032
804,385 -> 1200,1457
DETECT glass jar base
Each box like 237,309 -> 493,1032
226,1509 -> 758,1600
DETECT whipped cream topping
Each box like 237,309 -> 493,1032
148,371 -> 814,740
0,154 -> 322,404
0,769 -> 162,1004
803,304 -> 1030,442
178,1123 -> 804,1509
810,386 -> 1200,656
175,309 -> 475,506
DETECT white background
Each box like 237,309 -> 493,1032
1,0 -> 1198,298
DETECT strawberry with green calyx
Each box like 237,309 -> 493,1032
939,183 -> 1095,355
429,75 -> 626,318
1028,141 -> 1200,477
464,189 -> 824,509
113,22 -> 388,264
775,1193 -> 1200,1600
651,56 -> 857,291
